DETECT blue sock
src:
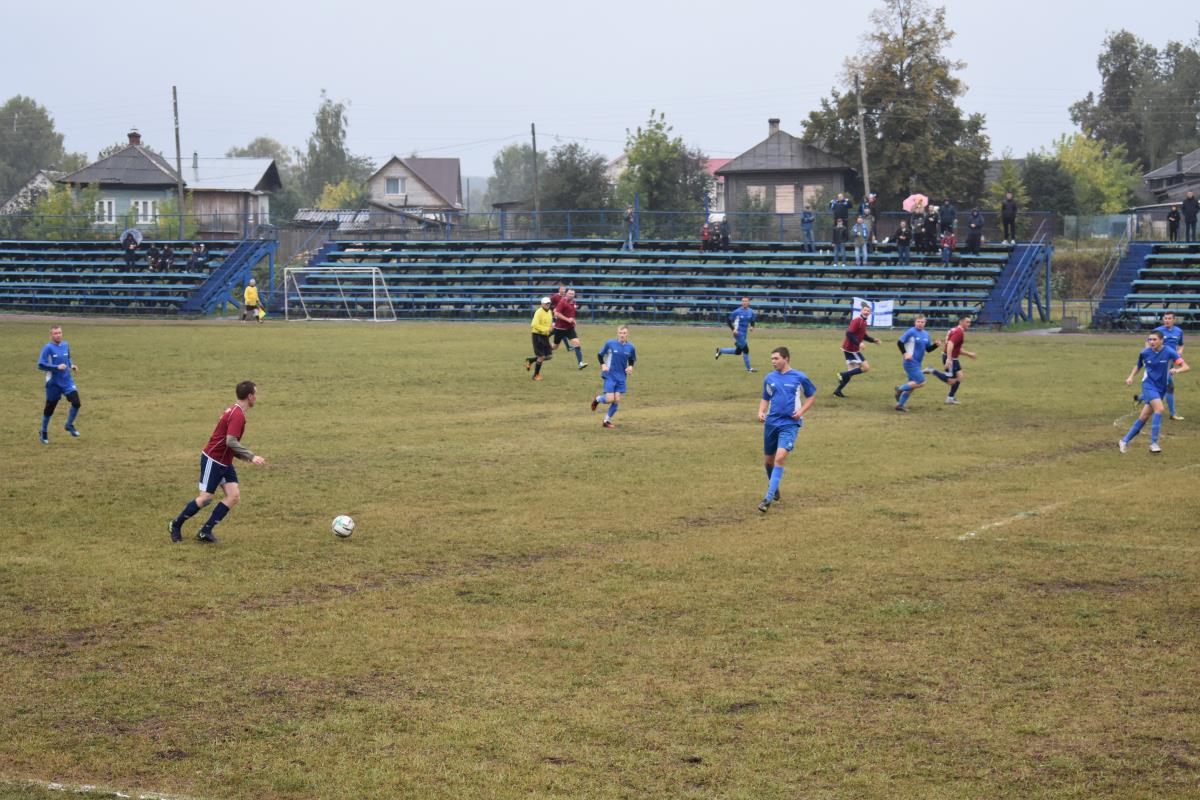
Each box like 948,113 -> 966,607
175,500 -> 201,527
718,347 -> 737,355
1151,412 -> 1162,443
949,382 -> 960,398
898,390 -> 910,407
200,502 -> 231,533
40,414 -> 50,434
1124,418 -> 1146,442
932,370 -> 950,383
66,405 -> 79,427
766,466 -> 784,502
574,346 -> 583,364
1166,393 -> 1176,416
742,353 -> 752,370
605,401 -> 618,420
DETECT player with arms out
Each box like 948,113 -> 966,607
1154,312 -> 1184,420
37,324 -> 82,444
757,346 -> 817,514
550,287 -> 588,369
1120,331 -> 1188,454
715,296 -> 757,372
893,314 -> 940,412
928,316 -> 977,404
169,380 -> 266,543
590,325 -> 637,428
833,303 -> 881,397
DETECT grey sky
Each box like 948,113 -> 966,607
6,0 -> 1197,177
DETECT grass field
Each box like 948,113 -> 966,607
0,317 -> 1197,800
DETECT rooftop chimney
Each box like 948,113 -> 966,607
1177,152 -> 1185,174
127,129 -> 141,146
192,151 -> 199,182
768,118 -> 781,136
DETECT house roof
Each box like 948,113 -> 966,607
1144,146 -> 1200,181
59,144 -> 181,187
186,158 -> 281,193
0,169 -> 64,214
704,158 -> 731,177
370,156 -> 462,208
716,130 -> 853,175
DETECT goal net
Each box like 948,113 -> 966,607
283,266 -> 398,321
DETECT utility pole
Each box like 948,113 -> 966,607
854,74 -> 871,198
172,86 -> 186,239
531,122 -> 541,236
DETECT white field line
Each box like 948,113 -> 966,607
959,462 -> 1200,542
3,777 -> 203,800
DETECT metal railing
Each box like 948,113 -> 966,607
996,219 -> 1050,323
1087,224 -> 1131,302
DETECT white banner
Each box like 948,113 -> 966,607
852,297 -> 894,328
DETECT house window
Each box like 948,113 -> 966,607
802,184 -> 825,209
775,185 -> 795,214
133,199 -> 158,224
385,177 -> 407,195
94,199 -> 115,225
745,185 -> 767,204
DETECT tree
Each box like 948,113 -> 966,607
616,110 -> 712,212
540,142 -> 612,210
1021,154 -> 1076,215
1139,37 -> 1200,169
0,96 -> 86,198
482,143 -> 545,207
314,178 -> 370,210
984,149 -> 1030,212
801,0 -> 990,209
297,91 -> 374,204
23,183 -> 100,241
1053,133 -> 1141,215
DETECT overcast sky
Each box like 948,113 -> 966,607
6,0 -> 1197,178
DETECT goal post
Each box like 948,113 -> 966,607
283,266 -> 398,321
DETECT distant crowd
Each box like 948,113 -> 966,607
121,231 -> 210,272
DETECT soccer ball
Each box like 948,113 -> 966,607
332,515 -> 355,538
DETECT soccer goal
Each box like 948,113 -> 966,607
283,266 -> 398,321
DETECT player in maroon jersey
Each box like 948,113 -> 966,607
928,316 -> 977,404
168,380 -> 266,543
833,304 -> 882,397
549,287 -> 588,369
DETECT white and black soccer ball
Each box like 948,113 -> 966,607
332,515 -> 355,538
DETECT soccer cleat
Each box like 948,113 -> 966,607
945,397 -> 960,404
773,489 -> 781,502
196,530 -> 218,544
65,425 -> 80,437
590,397 -> 599,412
894,404 -> 907,413
1118,439 -> 1128,453
1171,415 -> 1184,421
532,374 -> 543,381
714,348 -> 721,360
757,499 -> 771,514
168,519 -> 182,543
922,368 -> 933,375
39,431 -> 49,445
833,389 -> 845,398
578,362 -> 588,370
1149,442 -> 1163,453
746,368 -> 756,373
602,420 -> 615,428
525,360 -> 532,371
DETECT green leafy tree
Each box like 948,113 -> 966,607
616,110 -> 712,213
1139,37 -> 1200,169
1069,31 -> 1158,168
315,178 -> 370,210
540,142 -> 612,210
801,0 -> 990,209
1052,134 -> 1141,215
24,183 -> 100,240
984,149 -> 1030,212
297,91 -> 375,204
0,96 -> 86,197
1021,153 -> 1077,215
482,143 -> 546,207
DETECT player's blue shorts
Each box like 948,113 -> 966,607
903,360 -> 926,384
764,422 -> 799,455
44,381 -> 77,402
198,452 -> 238,494
603,374 -> 627,395
732,339 -> 748,354
1140,383 -> 1165,403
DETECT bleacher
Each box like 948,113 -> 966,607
0,240 -> 232,315
1118,243 -> 1200,327
286,239 -> 1015,324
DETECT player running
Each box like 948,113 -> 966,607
590,325 -> 637,428
525,296 -> 554,381
1154,312 -> 1184,420
757,346 -> 817,514
169,381 -> 266,543
833,303 -> 881,397
715,296 -> 757,372
893,314 -> 940,412
1121,331 -> 1189,454
928,315 -> 977,404
37,325 -> 82,444
550,287 -> 588,369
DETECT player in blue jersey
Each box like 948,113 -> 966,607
757,346 -> 817,513
590,325 -> 637,428
1153,312 -> 1185,420
715,297 -> 757,372
893,314 -> 940,412
1121,330 -> 1189,453
36,325 -> 82,444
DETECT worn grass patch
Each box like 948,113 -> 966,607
0,318 -> 1197,799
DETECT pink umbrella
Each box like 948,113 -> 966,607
902,194 -> 928,213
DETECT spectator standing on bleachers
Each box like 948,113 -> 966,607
895,220 -> 912,265
719,218 -> 731,250
965,209 -> 983,255
121,231 -> 139,269
940,229 -> 957,266
242,279 -> 261,323
923,208 -> 940,253
701,221 -> 712,252
189,242 -> 209,269
1000,191 -> 1018,244
1167,205 -> 1181,242
621,206 -> 635,251
859,193 -> 878,245
830,193 -> 852,226
1182,191 -> 1199,241
940,198 -> 957,234
831,218 -> 850,266
146,243 -> 161,272
852,216 -> 871,266
800,206 -> 816,252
